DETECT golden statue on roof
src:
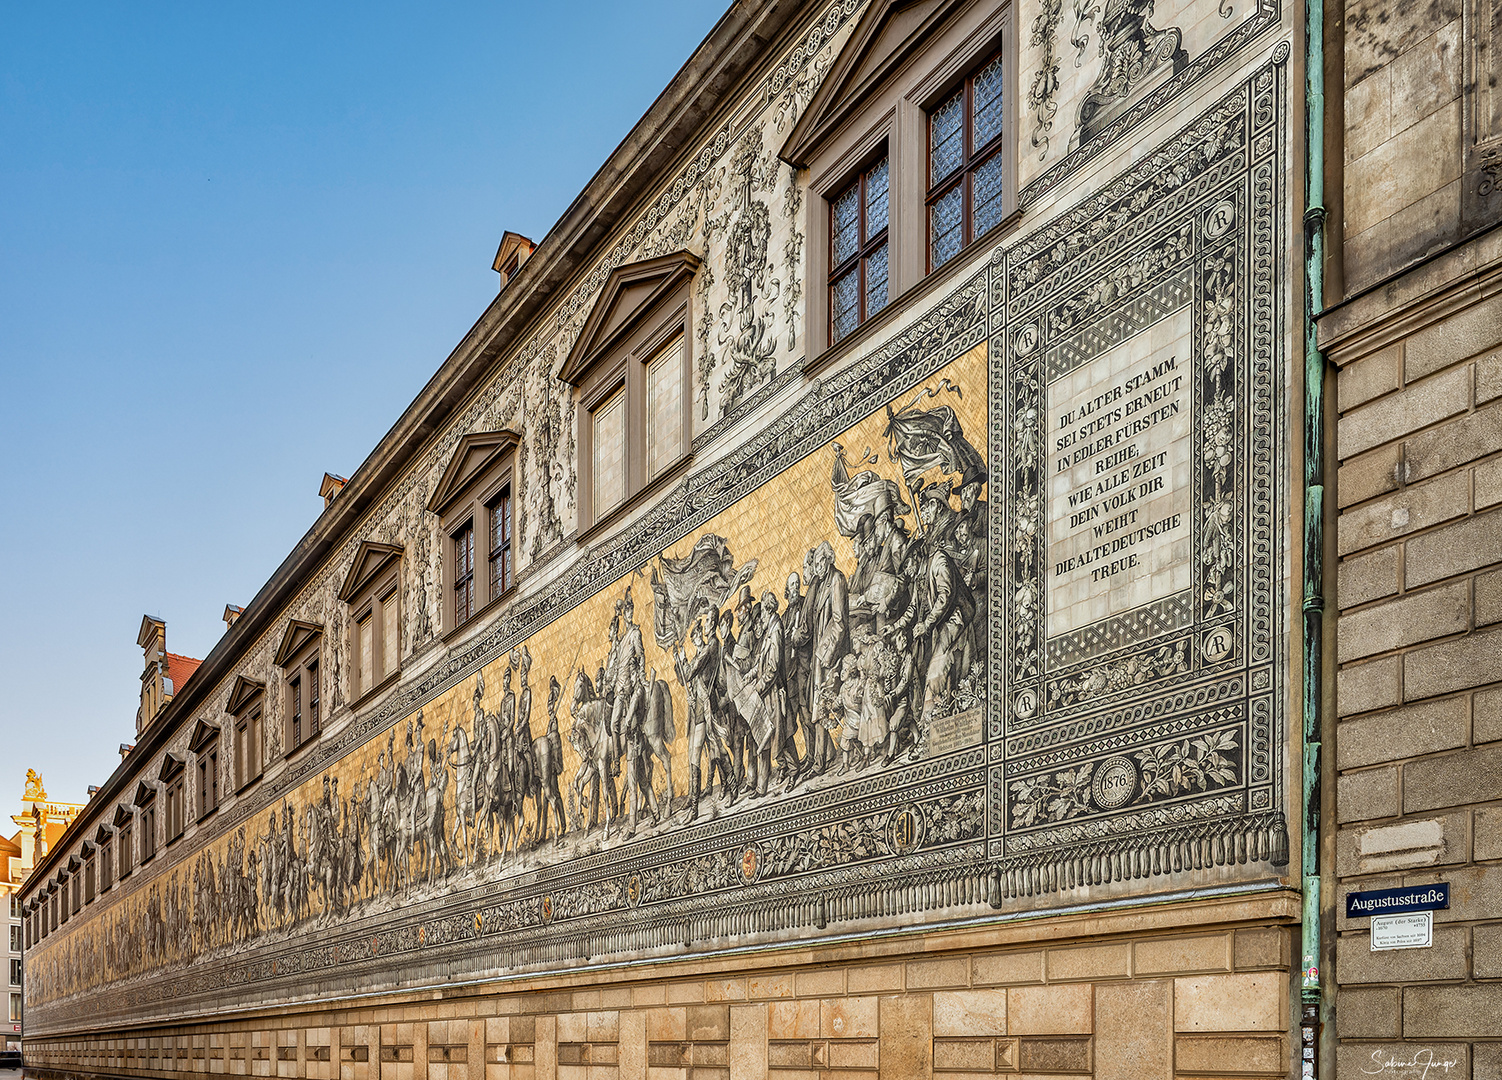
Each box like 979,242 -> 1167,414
24,768 -> 46,801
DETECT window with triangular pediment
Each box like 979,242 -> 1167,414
428,432 -> 520,634
779,0 -> 1015,366
559,250 -> 699,532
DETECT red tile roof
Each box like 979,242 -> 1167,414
165,652 -> 202,696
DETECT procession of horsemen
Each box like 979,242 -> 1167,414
110,407 -> 987,947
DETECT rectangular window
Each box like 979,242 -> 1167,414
927,50 -> 1007,271
119,821 -> 134,877
7,896 -> 15,918
100,840 -> 113,891
645,336 -> 684,481
84,860 -> 96,904
71,876 -> 80,915
290,675 -> 303,748
357,613 -> 374,697
235,706 -> 263,789
198,740 -> 220,819
9,926 -> 20,952
829,156 -> 890,344
381,588 -> 400,676
307,659 -> 320,736
592,389 -> 626,514
8,992 -> 19,1022
284,641 -> 323,752
140,801 -> 157,862
165,777 -> 185,841
488,490 -> 513,600
7,960 -> 18,987
453,524 -> 476,625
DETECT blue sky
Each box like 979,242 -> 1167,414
0,1 -> 727,824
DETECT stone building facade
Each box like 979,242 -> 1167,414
15,0 -> 1401,1074
1322,0 -> 1502,1071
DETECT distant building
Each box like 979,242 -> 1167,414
3,770 -> 83,1054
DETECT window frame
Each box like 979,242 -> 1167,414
559,252 -> 699,536
826,149 -> 892,345
428,434 -> 520,636
114,803 -> 136,880
160,755 -> 187,844
344,558 -> 402,701
486,483 -> 515,602
190,720 -> 222,822
576,321 -> 692,530
275,621 -> 324,756
923,45 -> 1008,273
135,784 -> 157,865
228,677 -> 267,792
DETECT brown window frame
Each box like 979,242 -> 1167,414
430,434 -> 519,636
98,836 -> 113,892
577,325 -> 692,530
340,544 -> 405,699
117,817 -> 134,879
559,252 -> 698,536
137,790 -> 157,864
191,724 -> 221,822
924,46 -> 1008,273
279,633 -> 323,756
487,484 -> 514,601
781,1 -> 1015,371
352,571 -> 401,698
452,522 -> 476,625
234,700 -> 264,791
827,151 -> 890,345
161,756 -> 187,844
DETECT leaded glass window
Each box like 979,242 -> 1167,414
488,487 -> 513,599
645,336 -> 684,480
828,153 -> 890,345
927,50 -> 1008,271
592,389 -> 626,514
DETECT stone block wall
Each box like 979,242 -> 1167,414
1341,0 -> 1468,291
1327,240 -> 1502,1078
20,918 -> 1293,1080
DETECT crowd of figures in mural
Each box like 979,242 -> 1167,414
29,381 -> 988,993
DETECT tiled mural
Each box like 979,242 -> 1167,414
25,0 -> 1296,1036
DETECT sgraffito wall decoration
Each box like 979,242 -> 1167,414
24,14 -> 1292,1036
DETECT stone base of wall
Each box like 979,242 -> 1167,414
23,892 -> 1296,1080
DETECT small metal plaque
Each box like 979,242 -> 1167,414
1370,912 -> 1433,951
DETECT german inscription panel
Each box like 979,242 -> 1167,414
992,50 -> 1288,893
